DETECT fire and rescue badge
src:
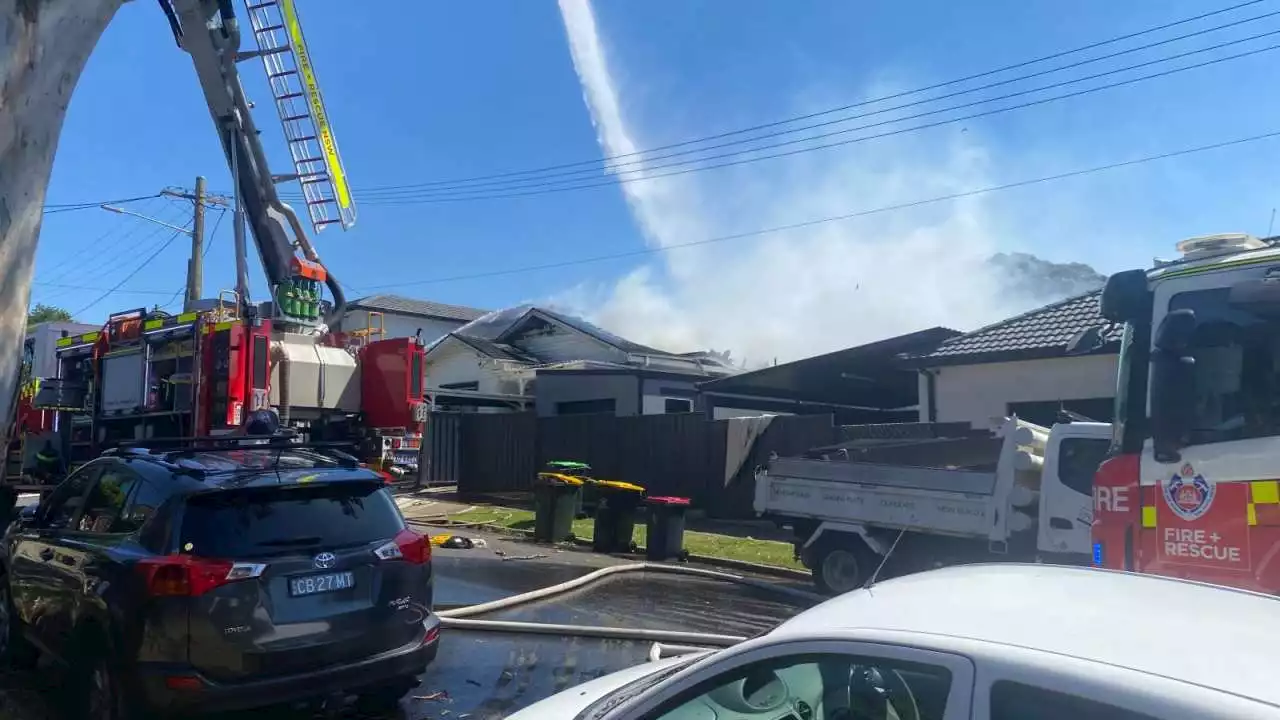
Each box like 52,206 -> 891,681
1163,463 -> 1215,521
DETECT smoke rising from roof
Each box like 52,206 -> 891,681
556,0 -> 1094,366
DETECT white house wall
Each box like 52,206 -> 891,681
26,322 -> 97,379
426,342 -> 527,394
921,354 -> 1119,430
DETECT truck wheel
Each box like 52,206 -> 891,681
812,535 -> 878,596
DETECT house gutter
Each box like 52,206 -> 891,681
918,369 -> 938,422
699,390 -> 898,412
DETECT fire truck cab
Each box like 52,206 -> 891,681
1093,233 -> 1280,592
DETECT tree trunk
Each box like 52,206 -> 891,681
0,0 -> 123,440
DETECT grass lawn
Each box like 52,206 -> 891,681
438,505 -> 804,571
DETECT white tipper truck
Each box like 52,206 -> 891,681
754,417 -> 1112,593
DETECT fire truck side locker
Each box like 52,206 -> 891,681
359,338 -> 426,429
359,337 -> 427,469
200,320 -> 273,434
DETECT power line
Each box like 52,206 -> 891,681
41,193 -> 161,214
64,205 -> 192,283
54,209 -> 194,307
32,282 -> 175,296
352,39 -> 1280,206
72,229 -> 189,317
160,208 -> 229,310
361,128 -> 1280,290
38,197 -> 193,285
36,197 -> 165,284
335,0 -> 1267,194
337,7 -> 1280,197
203,208 -> 228,257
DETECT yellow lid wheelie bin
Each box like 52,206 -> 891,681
591,480 -> 645,553
533,474 -> 583,543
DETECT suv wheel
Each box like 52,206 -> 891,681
0,577 -> 36,668
354,675 -> 417,713
68,641 -> 126,720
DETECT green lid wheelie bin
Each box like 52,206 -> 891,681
542,461 -> 596,517
533,474 -> 583,543
591,480 -> 645,553
644,496 -> 691,561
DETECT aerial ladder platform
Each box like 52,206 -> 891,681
159,0 -> 356,327
242,0 -> 355,234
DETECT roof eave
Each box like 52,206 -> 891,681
902,342 -> 1122,369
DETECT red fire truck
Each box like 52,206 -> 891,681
24,0 -> 427,480
40,306 -> 425,476
1092,232 -> 1280,593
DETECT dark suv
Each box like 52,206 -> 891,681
0,442 -> 439,718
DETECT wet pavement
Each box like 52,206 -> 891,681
0,530 -> 816,719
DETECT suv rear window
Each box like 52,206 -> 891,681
178,481 -> 404,558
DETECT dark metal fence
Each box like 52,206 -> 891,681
456,412 -> 538,493
438,411 -> 854,517
417,412 -> 463,487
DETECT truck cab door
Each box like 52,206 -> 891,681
1038,424 -> 1112,557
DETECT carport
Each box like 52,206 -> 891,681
696,327 -> 960,422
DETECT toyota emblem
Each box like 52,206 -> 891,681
313,552 -> 337,570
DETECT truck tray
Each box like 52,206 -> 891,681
767,456 -> 997,495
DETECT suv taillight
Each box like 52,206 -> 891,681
374,529 -> 431,565
137,556 -> 266,597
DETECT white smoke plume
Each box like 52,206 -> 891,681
556,0 -> 1033,367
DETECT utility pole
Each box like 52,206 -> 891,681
163,177 -> 226,311
189,176 -> 206,310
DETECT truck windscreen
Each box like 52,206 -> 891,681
1169,287 -> 1280,444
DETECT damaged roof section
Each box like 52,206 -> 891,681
449,334 -> 538,363
427,305 -> 737,377
906,290 -> 1123,367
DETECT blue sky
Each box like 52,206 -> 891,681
33,0 -> 1280,362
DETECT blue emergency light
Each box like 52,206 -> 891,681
1092,542 -> 1104,566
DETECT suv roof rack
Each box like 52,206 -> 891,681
111,434 -> 355,451
108,435 -> 362,470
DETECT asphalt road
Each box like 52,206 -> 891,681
0,530 -> 815,719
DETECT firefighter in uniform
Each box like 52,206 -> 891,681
34,440 -> 63,484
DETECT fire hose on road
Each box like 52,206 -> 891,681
434,562 -> 826,649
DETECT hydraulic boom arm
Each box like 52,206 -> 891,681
159,0 -> 346,325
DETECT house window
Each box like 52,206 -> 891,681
556,399 -> 616,415
1008,398 -> 1113,427
663,398 -> 693,414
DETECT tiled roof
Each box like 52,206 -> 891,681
910,290 -> 1123,366
348,294 -> 487,323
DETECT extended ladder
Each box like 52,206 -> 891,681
242,0 -> 356,233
